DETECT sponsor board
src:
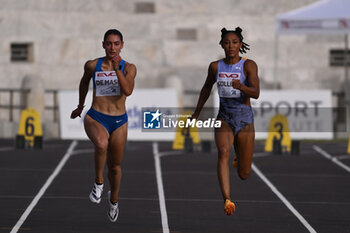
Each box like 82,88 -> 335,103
59,89 -> 334,140
252,90 -> 333,139
214,90 -> 333,139
59,89 -> 177,140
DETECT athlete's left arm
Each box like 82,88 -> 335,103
235,59 -> 260,99
116,63 -> 137,96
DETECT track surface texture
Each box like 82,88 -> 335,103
1,139 -> 350,233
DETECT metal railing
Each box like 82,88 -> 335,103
0,88 -> 58,122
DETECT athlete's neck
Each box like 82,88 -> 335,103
224,56 -> 241,65
104,56 -> 113,63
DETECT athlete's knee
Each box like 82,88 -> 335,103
109,164 -> 122,176
238,169 -> 251,180
94,139 -> 108,152
217,146 -> 230,158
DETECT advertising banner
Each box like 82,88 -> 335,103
251,90 -> 333,139
58,89 -> 178,140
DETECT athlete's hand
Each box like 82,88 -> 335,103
70,108 -> 83,119
232,79 -> 242,90
111,54 -> 122,70
189,112 -> 199,120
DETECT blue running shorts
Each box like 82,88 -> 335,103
86,108 -> 128,135
217,104 -> 254,136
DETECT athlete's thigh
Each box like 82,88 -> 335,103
235,123 -> 255,168
84,114 -> 109,145
215,119 -> 234,155
107,122 -> 128,165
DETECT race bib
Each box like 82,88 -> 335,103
217,72 -> 241,98
95,71 -> 121,96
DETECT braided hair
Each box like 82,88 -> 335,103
219,27 -> 250,54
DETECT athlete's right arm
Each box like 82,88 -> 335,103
192,61 -> 217,119
70,61 -> 94,119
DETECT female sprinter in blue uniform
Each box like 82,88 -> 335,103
192,27 -> 259,215
71,29 -> 137,222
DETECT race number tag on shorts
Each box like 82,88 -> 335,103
217,72 -> 241,98
95,71 -> 121,96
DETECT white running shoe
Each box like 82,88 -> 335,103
107,191 -> 119,222
89,183 -> 103,204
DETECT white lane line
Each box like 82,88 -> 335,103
313,145 -> 350,174
153,142 -> 170,233
3,195 -> 350,206
0,147 -> 14,151
337,155 -> 350,160
10,140 -> 78,233
253,152 -> 271,158
71,148 -> 94,155
252,163 -> 317,233
159,151 -> 183,157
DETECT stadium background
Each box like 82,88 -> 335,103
0,0 -> 348,140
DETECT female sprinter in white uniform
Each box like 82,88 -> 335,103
192,27 -> 259,215
71,29 -> 136,222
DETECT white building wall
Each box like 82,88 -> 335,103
0,0 -> 347,94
